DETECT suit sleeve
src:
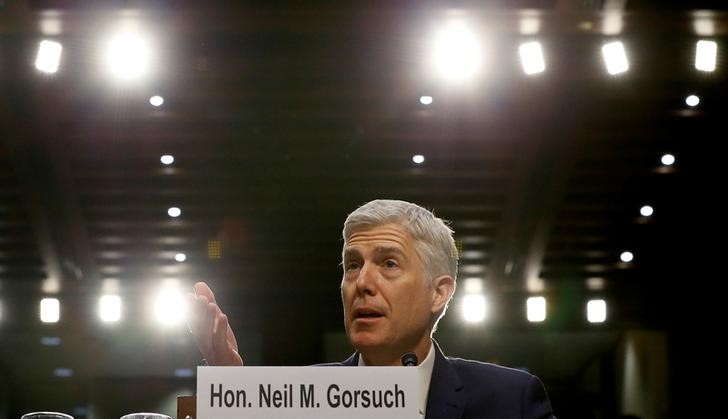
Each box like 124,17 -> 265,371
522,375 -> 556,419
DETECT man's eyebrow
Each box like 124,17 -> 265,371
341,246 -> 407,260
342,248 -> 360,260
373,246 -> 407,259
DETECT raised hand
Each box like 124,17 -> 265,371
187,282 -> 243,366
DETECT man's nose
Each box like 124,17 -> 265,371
355,262 -> 377,295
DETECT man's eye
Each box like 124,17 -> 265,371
384,260 -> 399,269
345,262 -> 361,271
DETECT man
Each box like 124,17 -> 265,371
188,199 -> 556,419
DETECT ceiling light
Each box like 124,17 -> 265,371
462,294 -> 486,323
587,299 -> 607,323
620,251 -> 634,263
526,296 -> 546,322
431,21 -> 482,82
601,41 -> 629,75
640,205 -> 654,217
695,40 -> 717,72
104,29 -> 152,81
149,95 -> 164,107
35,40 -> 63,74
160,155 -> 174,165
519,41 -> 545,75
167,207 -> 181,218
99,295 -> 122,323
153,285 -> 188,326
685,95 -> 700,107
174,253 -> 187,262
419,95 -> 434,105
40,298 -> 60,323
661,154 -> 676,166
412,154 -> 425,164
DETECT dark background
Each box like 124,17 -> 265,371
0,1 -> 724,418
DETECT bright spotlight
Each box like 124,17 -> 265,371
661,154 -> 675,166
431,21 -> 482,82
419,95 -> 434,105
153,286 -> 188,326
587,299 -> 607,323
40,298 -> 60,323
174,253 -> 187,262
462,294 -> 486,323
519,41 -> 545,75
167,207 -> 181,218
695,40 -> 717,72
527,296 -> 546,322
35,40 -> 63,74
620,251 -> 634,263
160,154 -> 174,165
685,94 -> 700,107
99,295 -> 122,323
412,155 -> 425,164
104,30 -> 152,81
601,41 -> 629,75
149,95 -> 164,107
640,205 -> 654,217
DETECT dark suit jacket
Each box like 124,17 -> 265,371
335,341 -> 556,419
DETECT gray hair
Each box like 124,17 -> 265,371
343,200 -> 458,280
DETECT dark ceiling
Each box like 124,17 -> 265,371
0,1 -> 724,418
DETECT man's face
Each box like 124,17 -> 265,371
341,223 -> 436,360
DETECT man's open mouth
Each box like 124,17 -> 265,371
355,308 -> 384,319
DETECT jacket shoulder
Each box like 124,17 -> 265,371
446,356 -> 537,388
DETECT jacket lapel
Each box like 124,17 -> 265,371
341,352 -> 359,366
424,342 -> 467,419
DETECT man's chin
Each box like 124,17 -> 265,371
348,331 -> 384,351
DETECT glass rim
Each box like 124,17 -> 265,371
21,412 -> 74,419
120,414 -> 172,419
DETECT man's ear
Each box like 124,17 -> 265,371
430,275 -> 455,314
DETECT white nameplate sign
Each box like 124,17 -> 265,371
197,366 -> 419,419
